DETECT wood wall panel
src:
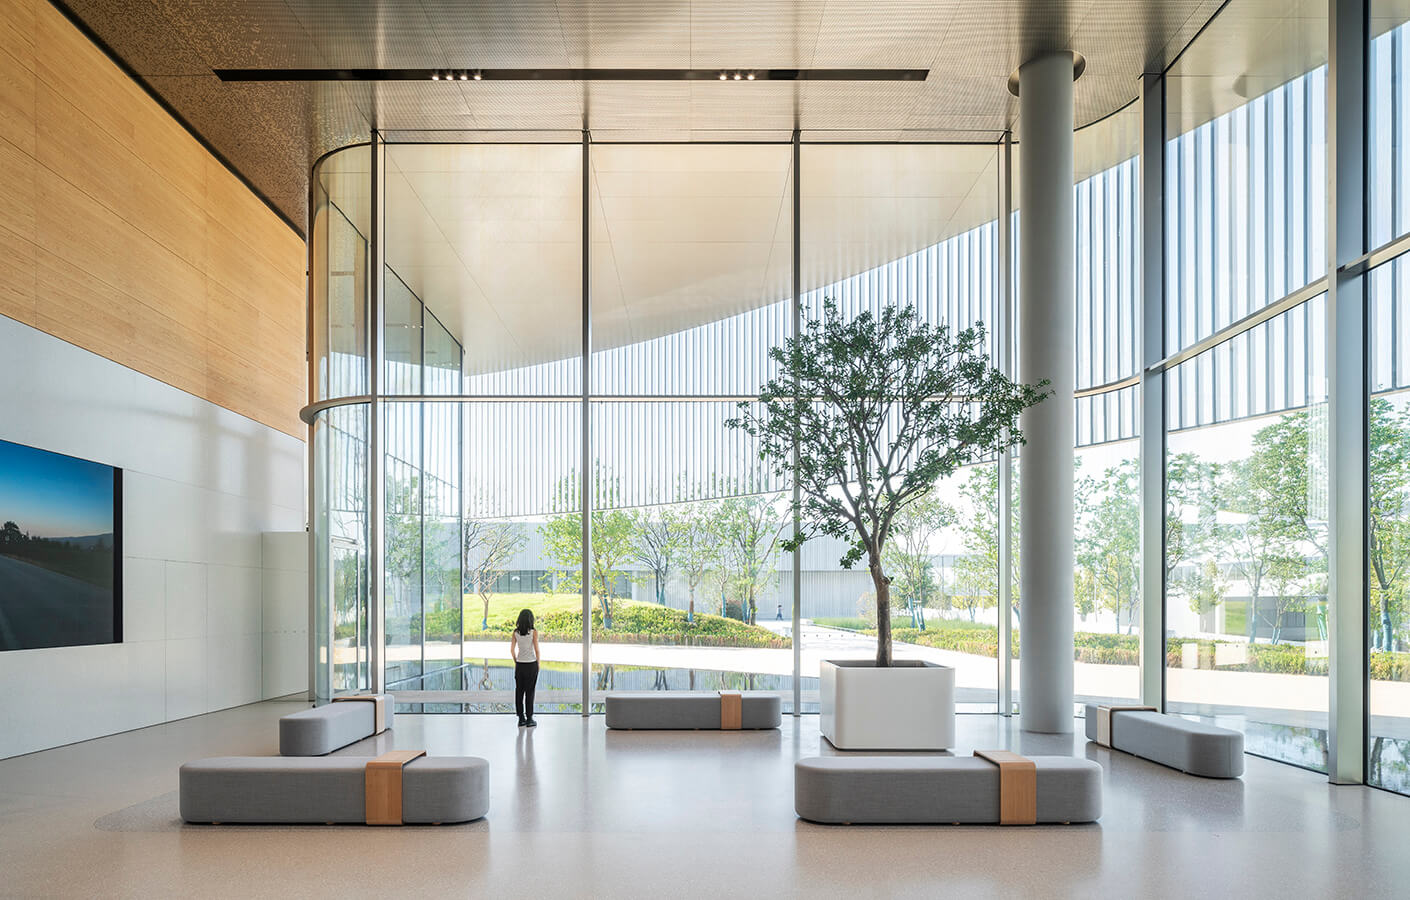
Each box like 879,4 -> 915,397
0,0 -> 306,439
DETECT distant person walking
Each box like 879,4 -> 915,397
776,603 -> 783,621
511,608 -> 540,727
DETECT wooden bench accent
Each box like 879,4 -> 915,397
973,750 -> 1037,825
364,750 -> 426,825
334,694 -> 390,734
719,692 -> 743,730
1096,705 -> 1157,748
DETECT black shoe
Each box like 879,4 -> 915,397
526,718 -> 538,727
517,718 -> 527,727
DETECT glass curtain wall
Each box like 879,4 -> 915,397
1071,104 -> 1143,708
801,144 -> 1004,712
383,142 -> 584,710
1367,0 -> 1410,794
587,144 -> 796,707
1163,0 -> 1330,770
307,136 -> 1151,716
310,145 -> 370,699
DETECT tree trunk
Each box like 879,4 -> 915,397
1381,600 -> 1394,653
871,558 -> 893,667
481,594 -> 490,632
687,588 -> 695,625
1247,584 -> 1260,643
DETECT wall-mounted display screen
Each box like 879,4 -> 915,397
0,438 -> 122,651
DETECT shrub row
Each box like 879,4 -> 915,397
473,603 -> 790,649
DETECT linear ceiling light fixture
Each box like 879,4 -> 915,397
213,67 -> 927,83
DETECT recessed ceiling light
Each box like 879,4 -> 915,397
473,71 -> 482,81
746,72 -> 755,81
431,72 -> 440,80
733,72 -> 742,80
718,72 -> 727,81
458,72 -> 468,80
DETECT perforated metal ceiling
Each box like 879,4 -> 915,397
56,0 -> 1233,233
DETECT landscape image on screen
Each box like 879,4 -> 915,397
0,438 -> 120,651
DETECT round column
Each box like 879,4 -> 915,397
1017,51 -> 1076,734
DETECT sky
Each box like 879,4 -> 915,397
0,439 -> 115,539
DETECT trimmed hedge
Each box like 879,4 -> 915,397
482,603 -> 790,649
879,624 -> 1142,664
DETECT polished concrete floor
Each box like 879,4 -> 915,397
1,701 -> 1405,899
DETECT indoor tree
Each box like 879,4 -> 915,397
726,298 -> 1048,666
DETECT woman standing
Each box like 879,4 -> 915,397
510,608 -> 540,727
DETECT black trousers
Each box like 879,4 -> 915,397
515,660 -> 539,720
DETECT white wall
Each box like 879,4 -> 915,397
0,316 -> 306,758
261,531 -> 308,699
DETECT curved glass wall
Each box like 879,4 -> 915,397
303,0 -> 1410,796
310,144 -> 371,700
309,136 -> 1148,715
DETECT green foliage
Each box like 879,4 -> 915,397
479,602 -> 790,649
538,470 -> 636,628
674,497 -> 723,622
463,518 -> 528,631
1369,398 -> 1410,652
628,504 -> 685,605
814,616 -> 918,632
950,464 -> 1006,621
726,297 -> 1048,665
883,492 -> 957,629
1075,458 -> 1140,633
711,488 -> 786,626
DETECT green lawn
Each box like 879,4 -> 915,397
465,592 -> 588,625
1221,600 -> 1248,636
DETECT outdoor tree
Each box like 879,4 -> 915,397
1369,398 -> 1410,651
882,492 -> 957,630
949,464 -> 1016,624
1263,553 -> 1308,644
1164,453 -> 1220,614
539,471 -> 636,629
1225,413 -> 1316,642
629,505 -> 683,606
383,472 -> 423,627
462,518 -> 528,630
1076,459 -> 1140,634
1183,558 -> 1228,618
675,500 -> 722,624
715,490 -> 786,625
727,298 -> 1048,666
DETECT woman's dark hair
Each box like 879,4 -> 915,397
516,608 -> 534,636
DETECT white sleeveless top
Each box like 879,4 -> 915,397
514,629 -> 537,663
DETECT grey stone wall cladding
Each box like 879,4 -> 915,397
1083,704 -> 1245,778
178,756 -> 489,824
793,756 -> 1103,824
278,700 -> 396,756
604,692 -> 783,729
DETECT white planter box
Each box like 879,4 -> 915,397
819,659 -> 955,750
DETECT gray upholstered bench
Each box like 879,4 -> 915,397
280,694 -> 394,756
179,753 -> 488,825
1084,704 -> 1244,778
794,754 -> 1102,825
605,691 -> 782,730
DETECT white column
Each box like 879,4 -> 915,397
1018,51 -> 1076,734
1326,0 -> 1366,784
1138,72 -> 1167,710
